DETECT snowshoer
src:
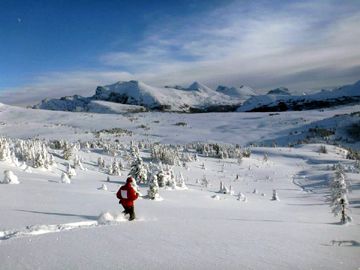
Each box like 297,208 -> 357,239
116,176 -> 139,221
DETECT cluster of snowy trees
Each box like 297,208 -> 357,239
126,156 -> 187,200
0,137 -> 55,169
194,143 -> 251,159
150,144 -> 180,165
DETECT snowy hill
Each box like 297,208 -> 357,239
238,80 -> 360,112
34,80 -> 244,113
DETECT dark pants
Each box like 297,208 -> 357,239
122,205 -> 135,221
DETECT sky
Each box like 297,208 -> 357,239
0,0 -> 360,105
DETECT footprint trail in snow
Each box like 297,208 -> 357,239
0,212 -> 144,241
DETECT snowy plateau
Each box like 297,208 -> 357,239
0,91 -> 360,270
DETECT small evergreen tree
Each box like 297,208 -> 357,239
60,172 -> 71,184
62,142 -> 73,160
98,156 -> 105,169
2,170 -> 19,184
201,175 -> 209,189
129,157 -> 148,184
237,192 -> 247,202
110,159 -> 121,176
219,181 -> 224,192
177,173 -> 187,189
271,189 -> 279,201
148,175 -> 160,200
329,164 -> 351,224
66,163 -> 76,178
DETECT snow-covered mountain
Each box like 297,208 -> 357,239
34,80 -> 246,113
216,85 -> 256,99
238,80 -> 360,112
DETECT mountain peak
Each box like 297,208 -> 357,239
187,81 -> 212,91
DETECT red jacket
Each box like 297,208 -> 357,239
116,182 -> 138,207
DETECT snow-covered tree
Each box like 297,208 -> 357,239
60,172 -> 71,184
0,138 -> 11,161
150,144 -> 179,165
148,175 -> 161,200
2,170 -> 19,184
237,192 -> 247,202
271,189 -> 280,201
329,164 -> 351,224
109,159 -> 121,176
119,160 -> 124,171
62,142 -> 73,160
229,185 -> 235,195
157,165 -> 174,188
10,150 -> 20,167
201,175 -> 209,189
222,185 -> 229,194
219,181 -> 224,192
201,162 -> 206,170
73,155 -> 80,168
66,163 -> 76,178
176,173 -> 187,189
97,156 -> 105,169
129,157 -> 148,184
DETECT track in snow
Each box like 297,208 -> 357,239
0,213 -> 147,241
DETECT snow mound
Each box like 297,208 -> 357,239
97,212 -> 126,225
24,166 -> 33,173
2,170 -> 19,184
98,184 -> 108,191
60,172 -> 71,184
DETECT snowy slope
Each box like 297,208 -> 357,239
0,102 -> 359,269
1,102 -> 360,148
0,141 -> 359,270
239,80 -> 360,112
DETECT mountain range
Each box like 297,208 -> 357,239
33,80 -> 360,113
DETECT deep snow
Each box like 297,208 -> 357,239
0,103 -> 359,270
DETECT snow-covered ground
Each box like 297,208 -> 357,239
0,103 -> 359,270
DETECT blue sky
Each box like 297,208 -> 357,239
1,0 -> 360,105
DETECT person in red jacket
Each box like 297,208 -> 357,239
116,176 -> 139,221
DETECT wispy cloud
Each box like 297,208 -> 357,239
2,0 -> 360,105
0,71 -> 134,106
97,0 -> 360,89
